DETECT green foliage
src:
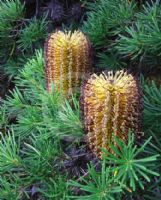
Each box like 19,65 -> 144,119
69,133 -> 159,199
143,81 -> 161,134
82,0 -> 136,69
38,176 -> 69,200
0,48 -> 83,198
103,133 -> 159,191
0,127 -> 67,199
5,86 -> 28,116
57,95 -> 83,138
18,16 -> 48,51
0,0 -> 24,55
83,0 -> 161,70
116,1 -> 161,63
15,49 -> 45,92
0,175 -> 22,200
0,0 -> 24,21
83,0 -> 136,47
0,0 -> 24,42
97,51 -> 126,69
0,0 -> 49,77
141,131 -> 161,200
0,104 -> 8,132
22,133 -> 60,179
0,130 -> 21,173
0,0 -> 24,51
5,50 -> 45,116
69,160 -> 122,200
3,57 -> 26,78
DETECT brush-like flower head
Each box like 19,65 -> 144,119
45,30 -> 92,96
80,70 -> 142,157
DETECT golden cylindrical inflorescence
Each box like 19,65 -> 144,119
44,30 -> 92,96
80,70 -> 142,157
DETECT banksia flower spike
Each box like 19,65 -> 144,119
44,30 -> 92,96
80,70 -> 142,157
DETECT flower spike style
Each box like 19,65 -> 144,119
44,30 -> 92,96
80,70 -> 142,157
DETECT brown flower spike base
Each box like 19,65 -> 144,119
44,30 -> 92,96
80,70 -> 142,157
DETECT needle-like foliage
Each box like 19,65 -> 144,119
0,0 -> 24,58
116,1 -> 161,64
69,160 -> 122,200
69,132 -> 159,199
103,132 -> 159,191
18,16 -> 48,51
0,175 -> 22,200
0,130 -> 21,173
0,0 -> 24,21
0,128 -> 68,199
22,133 -> 61,179
0,0 -> 48,78
143,81 -> 161,134
57,95 -> 83,138
0,104 -> 8,132
83,0 -> 161,70
83,0 -> 136,47
38,176 -> 70,200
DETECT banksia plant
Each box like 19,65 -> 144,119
80,70 -> 142,157
44,30 -> 92,96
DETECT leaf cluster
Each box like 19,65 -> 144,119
83,0 -> 161,70
83,0 -> 136,47
0,0 -> 48,78
0,0 -> 24,58
143,80 -> 161,134
69,133 -> 160,200
116,1 -> 161,64
0,49 -> 84,199
0,129 -> 69,200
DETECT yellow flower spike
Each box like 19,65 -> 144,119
80,70 -> 143,157
44,30 -> 92,96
